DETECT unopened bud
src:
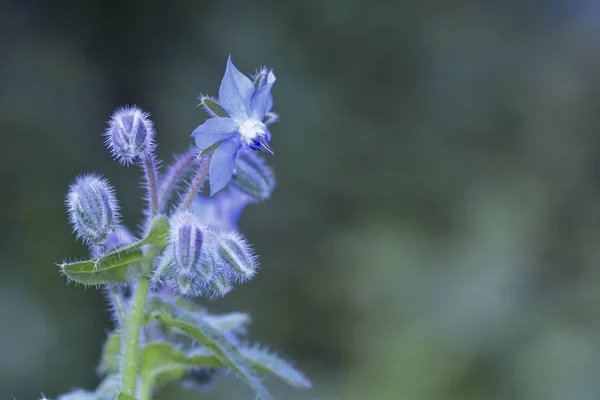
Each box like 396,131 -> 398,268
104,105 -> 155,165
66,174 -> 120,246
230,149 -> 275,202
216,231 -> 258,281
169,211 -> 205,272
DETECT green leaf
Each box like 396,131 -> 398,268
140,342 -> 222,389
201,97 -> 228,118
202,311 -> 251,333
240,346 -> 312,389
98,332 -> 121,375
172,298 -> 251,333
60,247 -> 145,285
148,308 -> 273,400
60,215 -> 169,285
144,215 -> 170,246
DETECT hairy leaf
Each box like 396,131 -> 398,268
60,247 -> 145,285
240,346 -> 312,389
140,342 -> 221,389
147,305 -> 273,400
60,215 -> 169,285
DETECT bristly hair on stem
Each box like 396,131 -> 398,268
177,153 -> 212,212
141,153 -> 160,219
158,147 -> 200,213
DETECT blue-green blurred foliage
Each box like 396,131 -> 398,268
3,0 -> 600,399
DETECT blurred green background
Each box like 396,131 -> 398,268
3,0 -> 600,399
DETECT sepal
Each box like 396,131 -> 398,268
199,95 -> 228,118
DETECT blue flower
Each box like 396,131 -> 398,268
191,56 -> 276,195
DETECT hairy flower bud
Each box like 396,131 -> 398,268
66,174 -> 120,246
169,211 -> 206,272
216,231 -> 258,281
230,150 -> 275,202
104,105 -> 155,165
167,211 -> 216,296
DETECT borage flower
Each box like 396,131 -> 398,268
191,56 -> 276,195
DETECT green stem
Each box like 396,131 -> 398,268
120,275 -> 150,396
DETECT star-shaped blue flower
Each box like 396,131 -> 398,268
192,56 -> 277,195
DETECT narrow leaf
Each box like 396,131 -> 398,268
240,346 -> 312,389
59,216 -> 168,285
149,309 -> 273,400
60,248 -> 145,285
203,312 -> 251,334
140,342 -> 222,389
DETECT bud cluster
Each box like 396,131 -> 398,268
153,210 -> 258,297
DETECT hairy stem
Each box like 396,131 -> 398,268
177,153 -> 212,212
158,148 -> 199,213
119,275 -> 150,396
143,154 -> 159,216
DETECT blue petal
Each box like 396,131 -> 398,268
191,117 -> 239,150
218,56 -> 254,121
209,138 -> 241,195
251,70 -> 276,118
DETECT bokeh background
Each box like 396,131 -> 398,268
3,0 -> 600,399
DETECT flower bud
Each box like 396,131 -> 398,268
169,211 -> 206,272
66,174 -> 120,246
230,149 -> 275,202
167,211 -> 215,297
216,231 -> 258,281
104,105 -> 155,165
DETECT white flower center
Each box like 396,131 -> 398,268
238,119 -> 266,143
